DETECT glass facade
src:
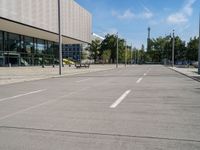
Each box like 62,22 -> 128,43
0,31 -> 4,66
63,44 -> 82,61
0,30 -> 60,66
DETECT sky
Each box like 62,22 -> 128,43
75,0 -> 199,49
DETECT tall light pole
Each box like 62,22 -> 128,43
135,48 -> 137,64
58,0 -> 62,75
131,43 -> 133,64
116,32 -> 119,68
172,29 -> 175,67
198,14 -> 200,74
125,41 -> 127,67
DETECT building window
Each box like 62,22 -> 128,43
36,39 -> 45,54
47,41 -> 54,55
8,32 -> 20,52
24,36 -> 34,54
0,31 -> 3,66
0,30 -> 60,66
0,31 -> 3,51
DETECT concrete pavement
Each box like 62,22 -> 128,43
0,64 -> 121,85
170,67 -> 200,82
0,65 -> 200,149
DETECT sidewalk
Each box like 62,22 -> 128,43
0,64 -> 123,85
170,66 -> 200,82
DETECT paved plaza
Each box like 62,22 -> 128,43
0,65 -> 200,149
0,65 -> 119,85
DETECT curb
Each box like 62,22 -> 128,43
168,67 -> 200,83
0,66 -> 125,86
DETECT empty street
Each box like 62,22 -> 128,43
0,65 -> 200,150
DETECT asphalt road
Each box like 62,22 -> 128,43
0,65 -> 200,150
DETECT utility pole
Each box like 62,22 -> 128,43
116,32 -> 119,68
125,41 -> 127,67
198,14 -> 200,74
58,0 -> 62,75
131,43 -> 133,64
172,29 -> 175,67
134,48 -> 136,64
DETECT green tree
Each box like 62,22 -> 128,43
100,34 -> 117,63
88,39 -> 101,63
101,49 -> 111,63
187,37 -> 199,61
101,34 -> 126,63
147,35 -> 187,64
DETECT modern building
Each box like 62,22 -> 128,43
91,33 -> 104,42
0,0 -> 92,66
63,44 -> 82,61
63,33 -> 104,62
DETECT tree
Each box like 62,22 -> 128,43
101,49 -> 111,63
187,37 -> 199,62
100,34 -> 117,63
88,39 -> 101,63
146,35 -> 187,64
101,34 -> 126,63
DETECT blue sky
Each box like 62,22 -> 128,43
76,0 -> 199,49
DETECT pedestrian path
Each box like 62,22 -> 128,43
0,65 -> 123,85
170,67 -> 200,81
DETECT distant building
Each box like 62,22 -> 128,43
0,0 -> 91,66
91,33 -> 104,42
63,44 -> 82,61
63,33 -> 104,62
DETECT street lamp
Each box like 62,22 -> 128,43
198,13 -> 200,74
58,0 -> 62,75
131,43 -> 133,64
134,48 -> 136,64
116,32 -> 119,68
172,29 -> 175,67
125,40 -> 127,67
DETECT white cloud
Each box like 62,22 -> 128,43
119,9 -> 135,19
167,0 -> 196,24
112,8 -> 153,20
167,13 -> 188,24
142,7 -> 153,19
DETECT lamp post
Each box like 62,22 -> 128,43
172,29 -> 175,67
131,43 -> 133,64
58,0 -> 62,75
125,41 -> 127,67
198,14 -> 200,74
116,32 -> 119,68
134,48 -> 136,64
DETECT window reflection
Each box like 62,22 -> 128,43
0,30 -> 61,66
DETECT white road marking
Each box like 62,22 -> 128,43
136,77 -> 143,83
0,88 -> 88,121
138,68 -> 151,83
76,78 -> 91,83
0,99 -> 54,121
0,89 -> 47,102
146,68 -> 151,73
110,90 -> 131,108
